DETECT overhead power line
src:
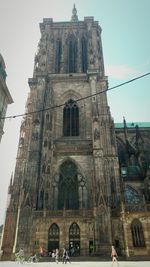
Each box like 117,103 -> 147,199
0,72 -> 150,120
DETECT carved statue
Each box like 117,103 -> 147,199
94,128 -> 100,141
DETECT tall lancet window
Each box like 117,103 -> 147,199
68,38 -> 77,73
55,39 -> 62,73
81,37 -> 88,73
63,99 -> 79,136
131,219 -> 145,247
58,161 -> 79,210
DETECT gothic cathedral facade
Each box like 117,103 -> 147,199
1,6 -> 150,260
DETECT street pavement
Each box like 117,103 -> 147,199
0,261 -> 150,267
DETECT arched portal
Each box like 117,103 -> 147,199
69,223 -> 80,256
48,223 -> 60,253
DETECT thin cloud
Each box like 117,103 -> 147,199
105,64 -> 140,80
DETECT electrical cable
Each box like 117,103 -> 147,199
0,71 -> 150,120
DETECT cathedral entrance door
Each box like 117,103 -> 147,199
69,223 -> 80,256
48,223 -> 59,254
48,241 -> 59,253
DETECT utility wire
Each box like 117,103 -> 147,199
0,72 -> 150,120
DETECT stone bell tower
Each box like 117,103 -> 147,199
1,6 -> 121,259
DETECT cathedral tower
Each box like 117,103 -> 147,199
1,6 -> 121,259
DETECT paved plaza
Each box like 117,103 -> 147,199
0,261 -> 150,267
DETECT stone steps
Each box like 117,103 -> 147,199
39,256 -> 123,262
39,255 -> 150,262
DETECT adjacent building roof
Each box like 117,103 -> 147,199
115,122 -> 150,128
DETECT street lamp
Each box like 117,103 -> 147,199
121,166 -> 127,177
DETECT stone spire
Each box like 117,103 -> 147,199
71,4 -> 78,22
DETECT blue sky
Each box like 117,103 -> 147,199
0,0 -> 150,224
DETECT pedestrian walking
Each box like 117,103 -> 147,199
62,248 -> 71,264
52,249 -> 56,261
39,246 -> 44,257
62,248 -> 67,264
111,245 -> 119,266
55,248 -> 59,264
65,249 -> 71,264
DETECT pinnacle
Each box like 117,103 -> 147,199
71,4 -> 78,22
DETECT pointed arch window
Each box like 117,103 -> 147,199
69,223 -> 80,237
68,38 -> 77,73
58,161 -> 79,209
48,223 -> 59,238
55,39 -> 62,73
131,219 -> 145,247
81,37 -> 88,73
63,99 -> 79,136
124,185 -> 143,204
